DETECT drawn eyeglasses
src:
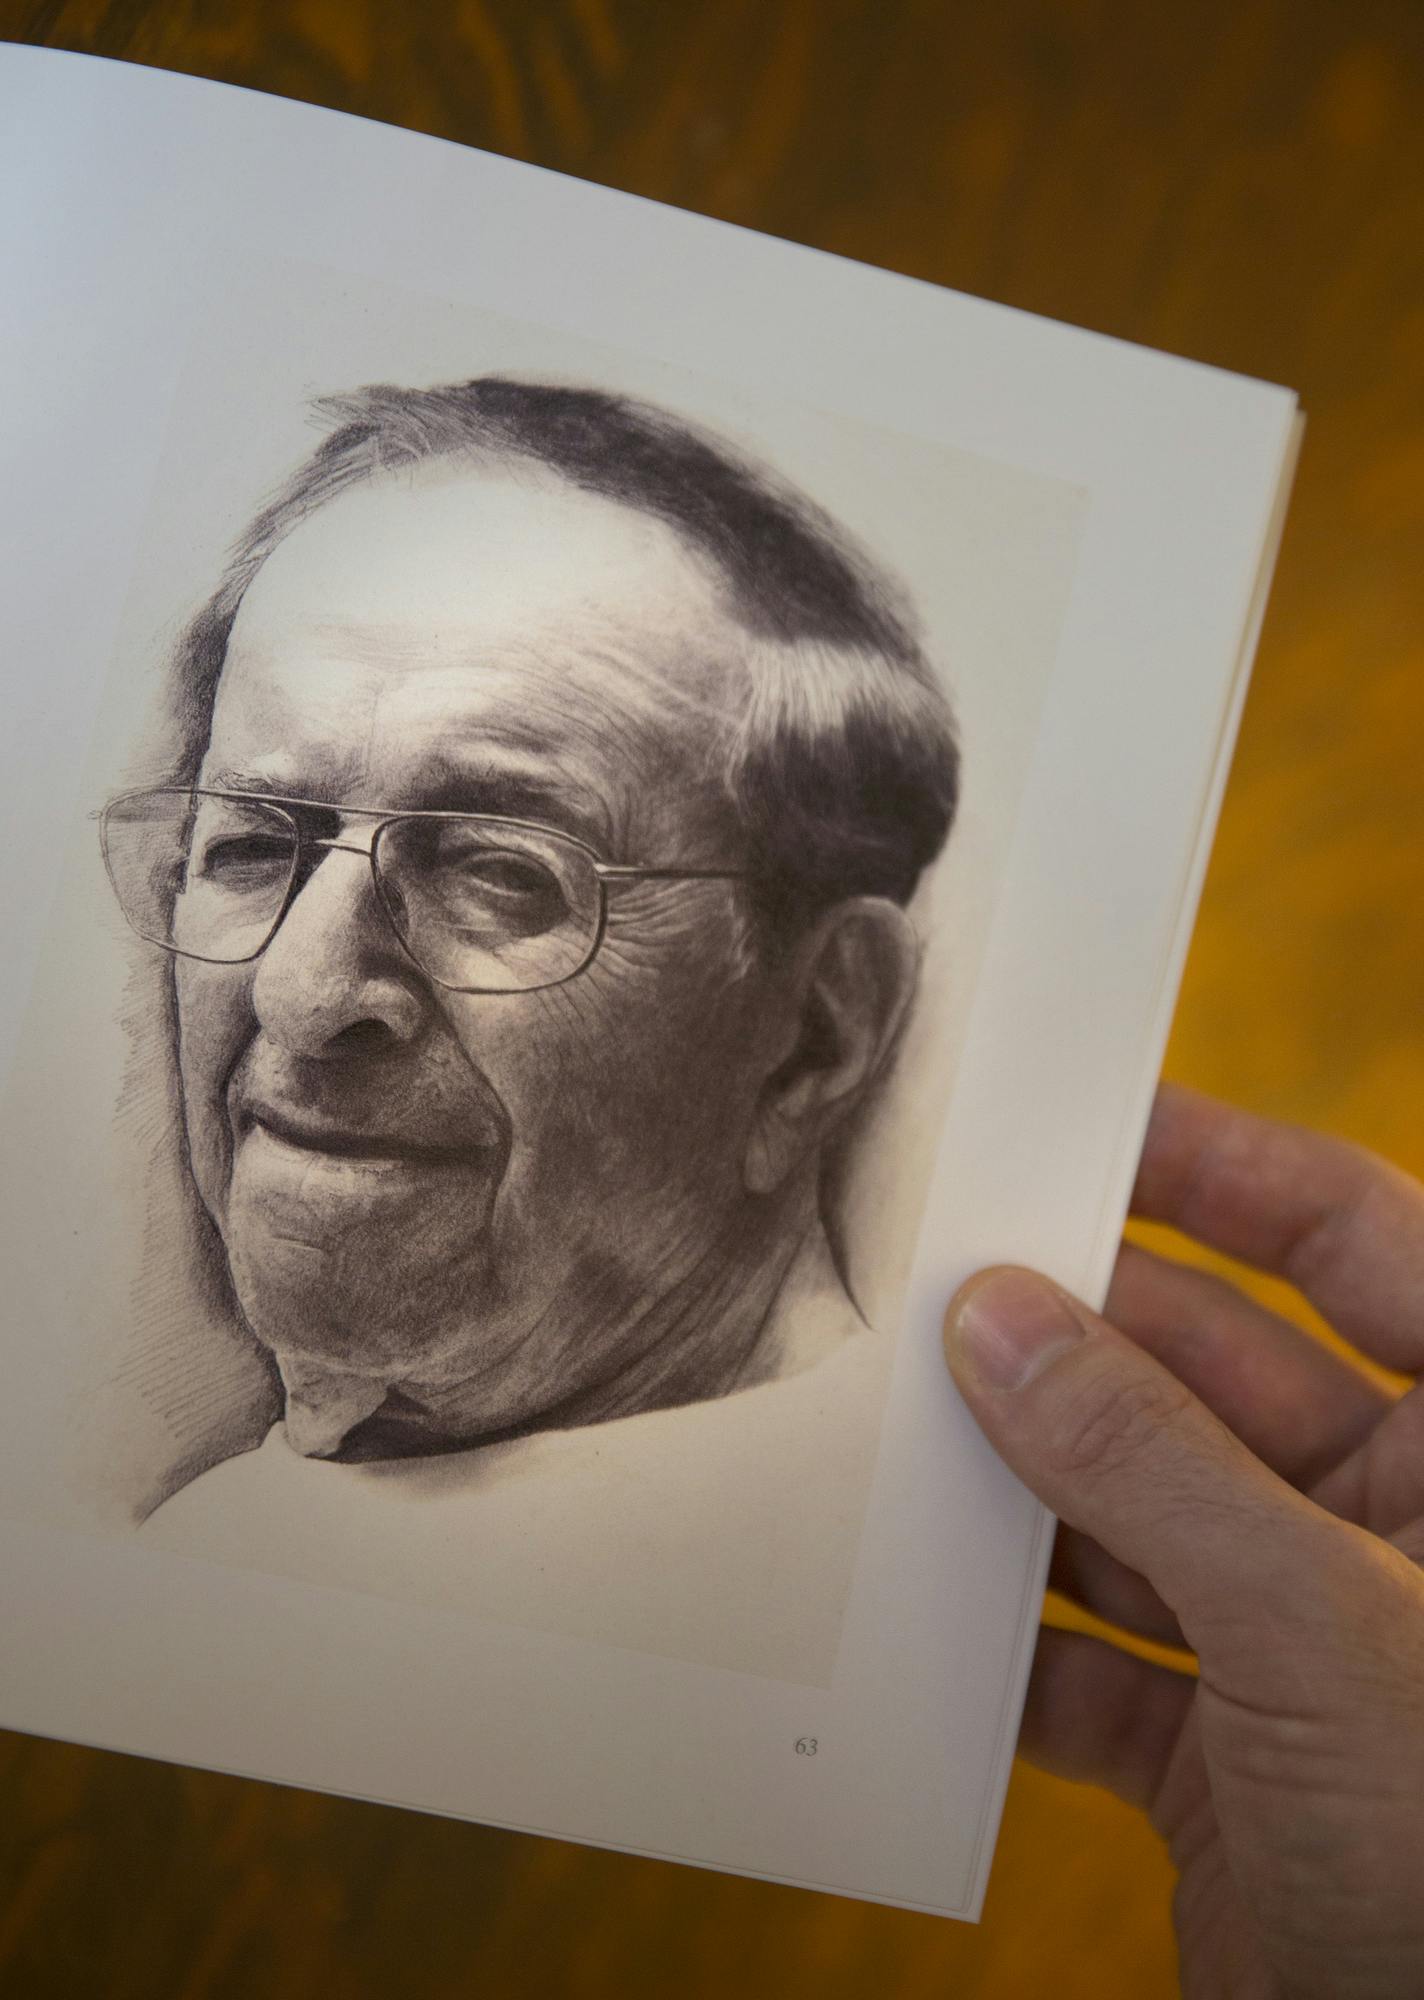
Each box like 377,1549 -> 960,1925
100,788 -> 747,995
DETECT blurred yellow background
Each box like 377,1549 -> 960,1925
2,2 -> 1421,1993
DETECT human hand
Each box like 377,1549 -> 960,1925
944,1085 -> 1424,2000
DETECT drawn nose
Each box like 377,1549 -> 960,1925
250,846 -> 425,1056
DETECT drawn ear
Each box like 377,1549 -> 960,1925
743,897 -> 920,1195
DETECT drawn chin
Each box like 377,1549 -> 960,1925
219,1122 -> 507,1354
224,1211 -> 501,1374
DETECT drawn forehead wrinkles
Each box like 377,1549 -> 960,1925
277,613 -> 748,772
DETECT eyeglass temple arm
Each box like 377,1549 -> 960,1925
596,866 -> 749,881
294,842 -> 746,882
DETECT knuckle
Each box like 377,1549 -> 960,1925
1048,1364 -> 1196,1488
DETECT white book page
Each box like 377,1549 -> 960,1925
0,46 -> 1297,1917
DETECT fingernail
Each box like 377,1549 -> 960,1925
946,1269 -> 1086,1392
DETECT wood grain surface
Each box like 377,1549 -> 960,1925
3,1 -> 1422,1993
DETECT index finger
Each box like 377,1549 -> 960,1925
1132,1084 -> 1424,1374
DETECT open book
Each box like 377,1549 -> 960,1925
0,45 -> 1299,1918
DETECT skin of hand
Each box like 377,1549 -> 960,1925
944,1084 -> 1424,2000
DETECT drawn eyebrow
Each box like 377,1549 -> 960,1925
203,768 -> 303,799
412,755 -> 614,849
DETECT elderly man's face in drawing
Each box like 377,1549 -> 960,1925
175,464 -> 812,1436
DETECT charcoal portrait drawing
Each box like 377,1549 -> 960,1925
92,376 -> 960,1661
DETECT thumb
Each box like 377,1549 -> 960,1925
944,1265 -> 1356,1660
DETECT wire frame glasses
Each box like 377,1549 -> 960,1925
100,788 -> 745,995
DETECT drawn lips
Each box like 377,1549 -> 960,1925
240,1103 -> 500,1167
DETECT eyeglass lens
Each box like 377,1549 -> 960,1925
102,793 -> 603,992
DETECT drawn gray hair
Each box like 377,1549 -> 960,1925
168,378 -> 960,935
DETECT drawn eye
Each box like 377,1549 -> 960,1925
440,852 -> 569,938
193,833 -> 294,886
458,855 -> 553,897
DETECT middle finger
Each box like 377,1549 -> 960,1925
1107,1240 -> 1394,1486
